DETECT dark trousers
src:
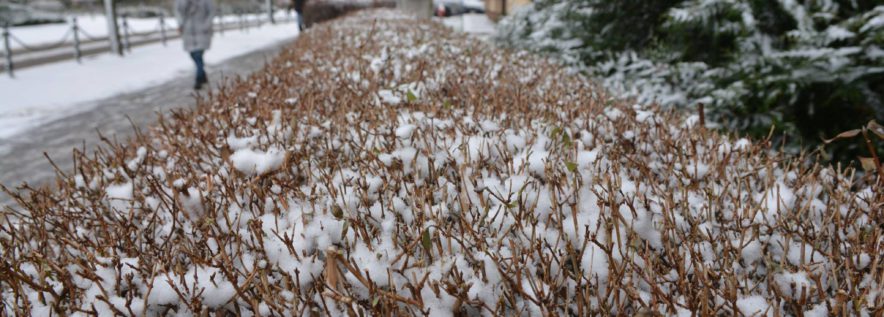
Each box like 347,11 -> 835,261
295,8 -> 304,31
189,50 -> 206,84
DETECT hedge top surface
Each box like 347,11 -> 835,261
2,9 -> 882,317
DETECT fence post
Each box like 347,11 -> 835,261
217,15 -> 223,36
122,15 -> 131,52
159,13 -> 167,46
103,0 -> 123,56
72,17 -> 82,63
2,24 -> 13,78
266,0 -> 275,24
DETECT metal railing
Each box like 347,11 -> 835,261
2,11 -> 296,78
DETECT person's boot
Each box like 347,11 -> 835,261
194,74 -> 208,90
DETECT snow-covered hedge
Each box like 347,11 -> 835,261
2,9 -> 883,316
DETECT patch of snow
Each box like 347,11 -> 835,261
229,147 -> 287,175
737,295 -> 771,316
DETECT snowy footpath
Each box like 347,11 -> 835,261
0,22 -> 299,139
0,22 -> 299,204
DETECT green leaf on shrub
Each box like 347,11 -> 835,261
565,161 -> 578,172
421,229 -> 432,251
407,90 -> 417,102
550,127 -> 562,139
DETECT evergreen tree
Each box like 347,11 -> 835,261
498,0 -> 884,162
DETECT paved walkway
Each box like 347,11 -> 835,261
0,40 -> 292,207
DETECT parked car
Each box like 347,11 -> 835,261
462,0 -> 485,13
434,0 -> 484,17
29,0 -> 66,12
0,3 -> 65,26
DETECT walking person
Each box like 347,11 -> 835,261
176,0 -> 214,90
292,0 -> 307,31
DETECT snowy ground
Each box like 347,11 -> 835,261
6,12 -> 291,50
0,21 -> 299,140
8,14 -> 174,50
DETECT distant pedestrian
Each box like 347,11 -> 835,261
292,0 -> 307,31
176,0 -> 214,90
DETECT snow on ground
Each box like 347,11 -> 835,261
0,21 -> 299,139
6,12 -> 292,50
8,15 -> 171,50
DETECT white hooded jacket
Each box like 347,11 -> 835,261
175,0 -> 214,52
